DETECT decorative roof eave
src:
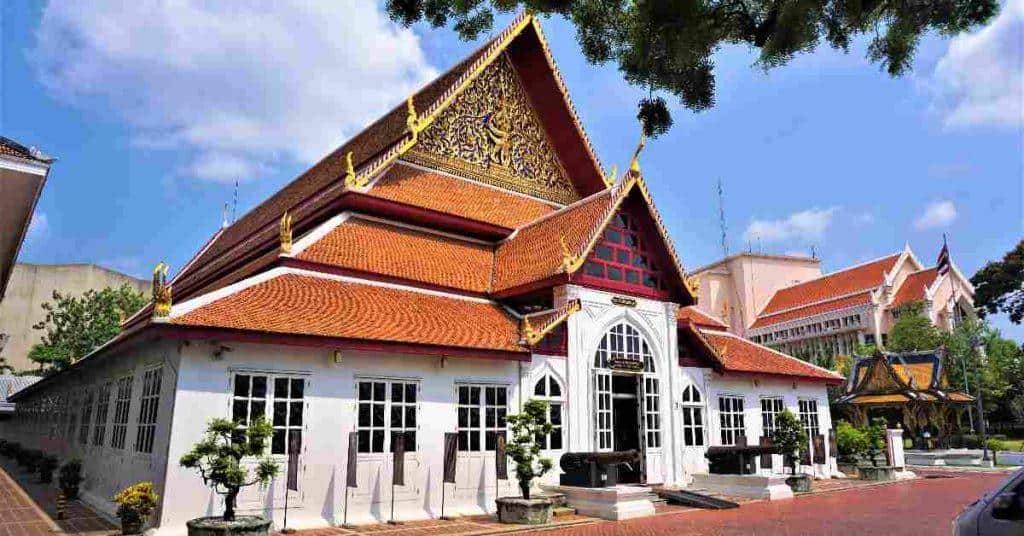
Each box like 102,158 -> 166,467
678,323 -> 727,373
520,299 -> 581,346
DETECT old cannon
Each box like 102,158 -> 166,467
559,450 -> 641,487
705,444 -> 780,475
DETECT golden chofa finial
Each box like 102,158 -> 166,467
406,96 -> 422,139
152,262 -> 172,318
684,273 -> 701,300
560,235 -> 584,272
343,151 -> 369,189
629,127 -> 647,174
279,211 -> 293,254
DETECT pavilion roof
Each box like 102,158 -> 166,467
838,350 -> 973,405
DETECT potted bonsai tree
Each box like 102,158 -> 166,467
59,459 -> 83,499
772,409 -> 810,492
858,418 -> 895,481
114,482 -> 159,535
179,417 -> 278,536
835,421 -> 869,476
496,399 -> 554,525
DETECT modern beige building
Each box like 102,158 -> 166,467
0,263 -> 147,372
693,244 -> 975,363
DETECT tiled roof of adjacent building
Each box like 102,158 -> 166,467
890,267 -> 938,308
170,272 -> 527,355
751,291 -> 873,329
295,217 -> 495,293
366,164 -> 557,229
698,330 -> 844,383
0,137 -> 51,163
677,306 -> 728,330
759,254 -> 899,316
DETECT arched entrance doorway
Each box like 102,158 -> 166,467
593,323 -> 662,483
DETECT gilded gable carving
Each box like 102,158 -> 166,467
406,54 -> 578,204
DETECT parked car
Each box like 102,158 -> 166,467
954,467 -> 1024,535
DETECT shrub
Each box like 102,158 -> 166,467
836,421 -> 869,463
865,418 -> 887,466
504,399 -> 554,500
986,439 -> 1007,452
114,482 -> 159,530
179,418 -> 278,521
771,409 -> 807,474
37,455 -> 58,484
59,459 -> 83,499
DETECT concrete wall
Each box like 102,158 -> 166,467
0,263 -> 148,372
694,254 -> 822,335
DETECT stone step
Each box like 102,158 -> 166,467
552,506 -> 577,517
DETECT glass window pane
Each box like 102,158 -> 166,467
605,229 -> 621,243
252,376 -> 267,398
470,387 -> 480,405
372,430 -> 384,453
584,262 -> 604,277
391,406 -> 403,428
458,431 -> 469,451
359,382 -> 371,401
550,404 -> 562,425
607,267 -> 622,281
234,375 -> 250,397
458,387 -> 469,405
405,384 -> 416,403
391,383 -> 404,403
551,430 -> 562,450
373,382 -> 386,401
358,404 -> 370,427
358,430 -> 370,452
275,378 -> 289,398
250,401 -> 265,423
373,405 -> 384,426
232,400 -> 248,423
470,432 -> 480,451
534,379 -> 546,396
404,431 -> 416,452
291,379 -> 304,399
272,429 -> 285,454
405,406 -> 416,427
485,387 -> 496,406
596,245 -> 612,261
290,402 -> 303,426
458,407 -> 469,427
617,250 -> 629,264
626,270 -> 640,284
273,402 -> 287,426
289,430 -> 302,454
549,380 -> 561,397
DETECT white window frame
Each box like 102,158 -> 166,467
798,399 -> 820,438
134,368 -> 163,454
680,384 -> 705,447
356,379 -> 419,455
230,372 -> 307,457
718,395 -> 745,446
532,374 -> 564,451
456,384 -> 507,452
760,397 -> 785,437
78,388 -> 94,445
110,376 -> 133,450
93,381 -> 112,447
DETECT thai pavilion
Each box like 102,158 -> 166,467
838,350 -> 973,447
2,14 -> 843,534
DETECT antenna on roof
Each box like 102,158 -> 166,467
717,179 -> 729,257
232,178 -> 239,223
811,245 -> 817,259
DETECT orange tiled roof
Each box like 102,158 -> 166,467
751,291 -> 873,329
845,394 -> 913,404
699,330 -> 844,382
890,267 -> 937,308
521,299 -> 580,345
366,164 -> 557,229
296,217 -> 494,293
758,254 -> 900,317
678,306 -> 728,330
171,273 -> 526,353
492,189 -> 615,292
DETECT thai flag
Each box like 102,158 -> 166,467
936,239 -> 951,276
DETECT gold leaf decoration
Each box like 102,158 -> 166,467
406,53 -> 578,204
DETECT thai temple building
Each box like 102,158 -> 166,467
1,15 -> 843,533
693,244 -> 975,362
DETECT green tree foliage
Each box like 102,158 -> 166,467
771,409 -> 806,474
972,240 -> 1024,324
864,417 -> 887,466
386,0 -> 997,136
504,399 -> 554,499
28,284 -> 146,373
179,418 -> 279,521
835,420 -> 869,463
943,318 -> 1024,420
886,304 -> 942,352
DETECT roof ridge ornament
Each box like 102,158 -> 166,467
560,235 -> 584,272
343,151 -> 369,189
602,165 -> 618,188
629,126 -> 646,174
152,262 -> 172,318
521,298 -> 581,346
684,274 -> 701,301
279,211 -> 293,254
406,96 -> 425,143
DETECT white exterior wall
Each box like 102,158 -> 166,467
3,284 -> 840,536
0,340 -> 180,521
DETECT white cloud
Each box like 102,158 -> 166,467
914,200 -> 958,230
31,1 -> 439,183
744,207 -> 838,243
930,0 -> 1024,128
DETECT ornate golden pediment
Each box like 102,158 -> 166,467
406,53 -> 578,204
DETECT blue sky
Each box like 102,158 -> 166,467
3,1 -> 1022,340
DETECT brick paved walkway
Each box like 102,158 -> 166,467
285,513 -> 595,536
0,459 -> 116,536
515,470 -> 1011,536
